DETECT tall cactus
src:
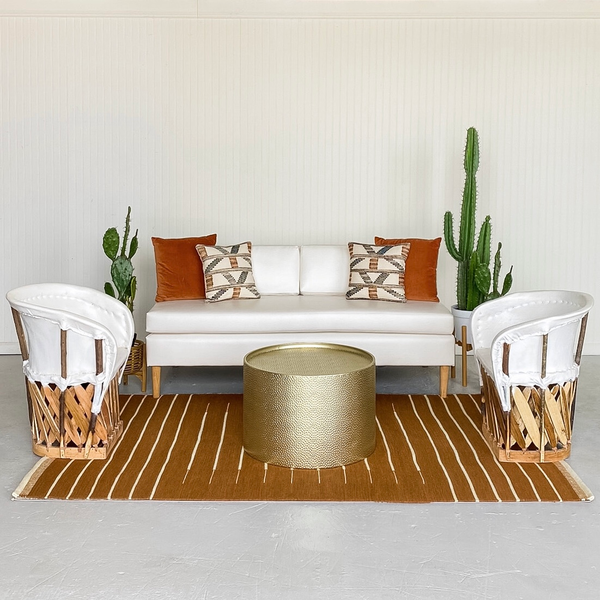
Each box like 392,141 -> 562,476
103,206 -> 138,314
444,127 -> 513,311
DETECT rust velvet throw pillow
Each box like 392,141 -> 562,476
152,234 -> 217,301
374,237 -> 441,302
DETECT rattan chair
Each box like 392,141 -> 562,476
7,283 -> 135,459
471,290 -> 593,463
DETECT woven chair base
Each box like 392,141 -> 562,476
27,374 -> 123,459
480,367 -> 576,463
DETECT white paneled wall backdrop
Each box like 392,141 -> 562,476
2,7 -> 600,352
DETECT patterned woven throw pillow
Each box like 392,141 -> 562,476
196,242 -> 261,302
346,242 -> 410,302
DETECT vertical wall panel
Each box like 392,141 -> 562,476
1,17 -> 600,351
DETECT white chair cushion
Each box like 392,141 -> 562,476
7,283 -> 135,414
252,246 -> 300,295
300,245 -> 349,295
472,290 -> 594,411
146,295 -> 454,335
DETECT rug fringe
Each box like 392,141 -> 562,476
12,457 -> 53,499
556,461 -> 595,502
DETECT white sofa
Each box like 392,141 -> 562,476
146,245 -> 455,398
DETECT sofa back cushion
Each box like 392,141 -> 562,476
300,245 -> 349,295
252,246 -> 300,295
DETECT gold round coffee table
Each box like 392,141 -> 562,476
243,343 -> 376,469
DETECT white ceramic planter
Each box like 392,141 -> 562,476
451,305 -> 473,347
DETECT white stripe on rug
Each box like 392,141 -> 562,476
149,395 -> 194,499
376,416 -> 398,484
516,463 -> 541,502
105,396 -> 164,500
364,458 -> 372,484
182,402 -> 211,484
86,395 -> 149,500
408,395 -> 458,502
535,464 -> 563,502
392,402 -> 425,485
129,395 -> 179,499
209,402 -> 230,485
425,396 -> 479,501
440,396 -> 502,502
463,394 -> 521,502
44,460 -> 74,499
235,446 -> 245,484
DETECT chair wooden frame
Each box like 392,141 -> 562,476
480,314 -> 588,463
12,308 -> 123,459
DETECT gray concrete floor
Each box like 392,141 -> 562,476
1,353 -> 599,599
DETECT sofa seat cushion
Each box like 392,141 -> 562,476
146,295 -> 453,336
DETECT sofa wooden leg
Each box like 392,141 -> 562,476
439,365 -> 450,398
141,344 -> 147,393
151,366 -> 161,398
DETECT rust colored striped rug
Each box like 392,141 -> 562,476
13,394 -> 593,502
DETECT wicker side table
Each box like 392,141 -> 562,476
243,343 -> 376,469
123,339 -> 147,392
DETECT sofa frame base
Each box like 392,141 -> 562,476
150,364 -> 450,399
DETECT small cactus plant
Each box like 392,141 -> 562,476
103,206 -> 138,314
444,127 -> 513,311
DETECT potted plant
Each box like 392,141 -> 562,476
103,206 -> 138,313
443,127 -> 513,346
103,207 -> 146,390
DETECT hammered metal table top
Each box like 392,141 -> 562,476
244,343 -> 374,376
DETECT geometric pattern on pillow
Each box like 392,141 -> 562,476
346,242 -> 410,303
374,237 -> 441,302
195,242 -> 261,302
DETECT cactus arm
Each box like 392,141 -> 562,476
121,206 -> 132,256
111,255 -> 134,300
129,229 -> 139,259
475,216 -> 491,267
444,211 -> 462,261
459,182 -> 476,258
104,282 -> 116,298
474,264 -> 491,299
102,228 -> 119,260
126,276 -> 137,313
466,253 -> 479,311
464,126 -> 480,173
457,127 -> 479,259
455,261 -> 468,310
501,266 -> 514,296
490,242 -> 502,296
